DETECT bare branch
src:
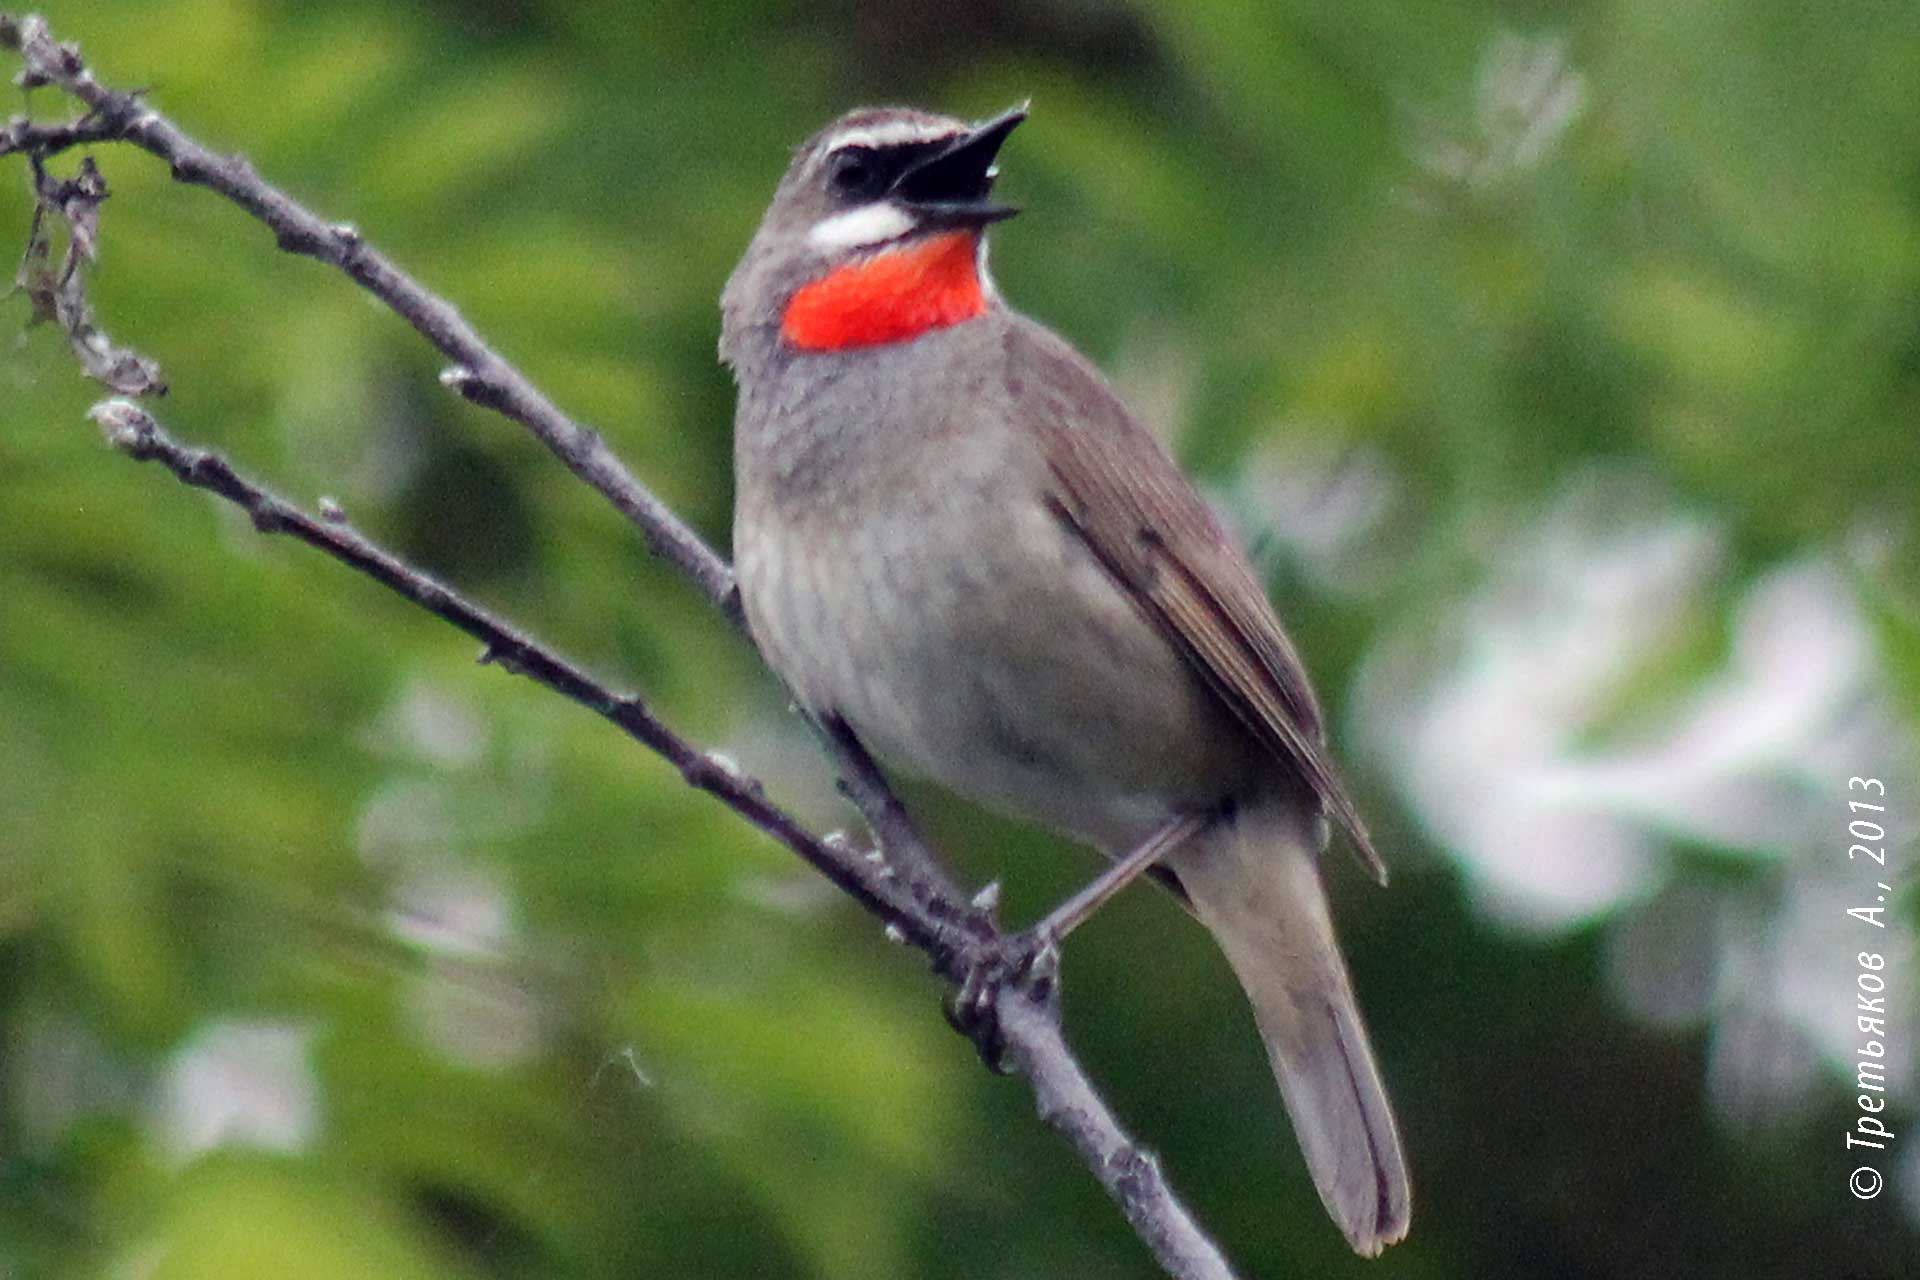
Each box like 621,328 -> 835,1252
10,14 -> 1244,1278
0,9 -> 972,913
1,12 -> 737,615
15,151 -> 166,393
821,713 -> 988,932
999,992 -> 1238,1280
0,109 -> 117,159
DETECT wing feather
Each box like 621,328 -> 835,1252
1015,320 -> 1387,884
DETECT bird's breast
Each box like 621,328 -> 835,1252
734,400 -> 1254,849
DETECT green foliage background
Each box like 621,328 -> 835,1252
3,1 -> 1917,1277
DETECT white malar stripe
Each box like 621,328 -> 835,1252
976,239 -> 1000,301
823,120 -> 961,152
808,202 -> 917,251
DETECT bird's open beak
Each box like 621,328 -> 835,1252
892,106 -> 1026,229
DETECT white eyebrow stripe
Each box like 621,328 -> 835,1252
824,121 -> 961,152
807,202 -> 917,251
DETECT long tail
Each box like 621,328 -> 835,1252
1169,800 -> 1411,1257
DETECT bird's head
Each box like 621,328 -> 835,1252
722,105 -> 1026,357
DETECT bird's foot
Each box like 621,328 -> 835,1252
942,927 -> 1060,1073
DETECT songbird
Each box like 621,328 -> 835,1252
721,105 -> 1409,1256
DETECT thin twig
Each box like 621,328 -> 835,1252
822,713 -> 992,939
0,109 -> 117,158
999,993 -> 1237,1280
3,14 -> 737,615
15,151 -> 166,393
0,10 -> 974,908
9,14 -> 1243,1278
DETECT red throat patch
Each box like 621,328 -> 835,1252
781,232 -> 987,351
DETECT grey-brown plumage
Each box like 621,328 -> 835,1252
723,106 -> 1410,1255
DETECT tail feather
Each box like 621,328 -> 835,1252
1170,802 -> 1411,1256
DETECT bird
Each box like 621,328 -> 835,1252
720,104 -> 1410,1256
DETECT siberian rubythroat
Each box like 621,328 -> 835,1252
721,106 -> 1410,1255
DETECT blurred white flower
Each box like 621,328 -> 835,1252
353,678 -> 550,869
1361,468 -> 1901,919
1354,462 -> 1916,1123
385,860 -> 543,1069
149,1019 -> 318,1164
362,677 -> 490,769
1406,29 -> 1587,196
347,681 -> 558,1069
1230,433 -> 1399,596
355,776 -> 467,868
402,961 -> 543,1071
386,861 -> 515,960
1359,468 -> 1723,928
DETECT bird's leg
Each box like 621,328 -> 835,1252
1030,809 -> 1209,946
944,810 -> 1208,1070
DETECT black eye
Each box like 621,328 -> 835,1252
829,148 -> 886,200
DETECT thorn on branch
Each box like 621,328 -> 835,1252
860,846 -> 897,884
271,211 -> 360,260
478,640 -> 534,676
440,363 -> 512,411
681,750 -> 765,799
6,16 -> 82,90
85,394 -> 153,451
11,49 -> 46,91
